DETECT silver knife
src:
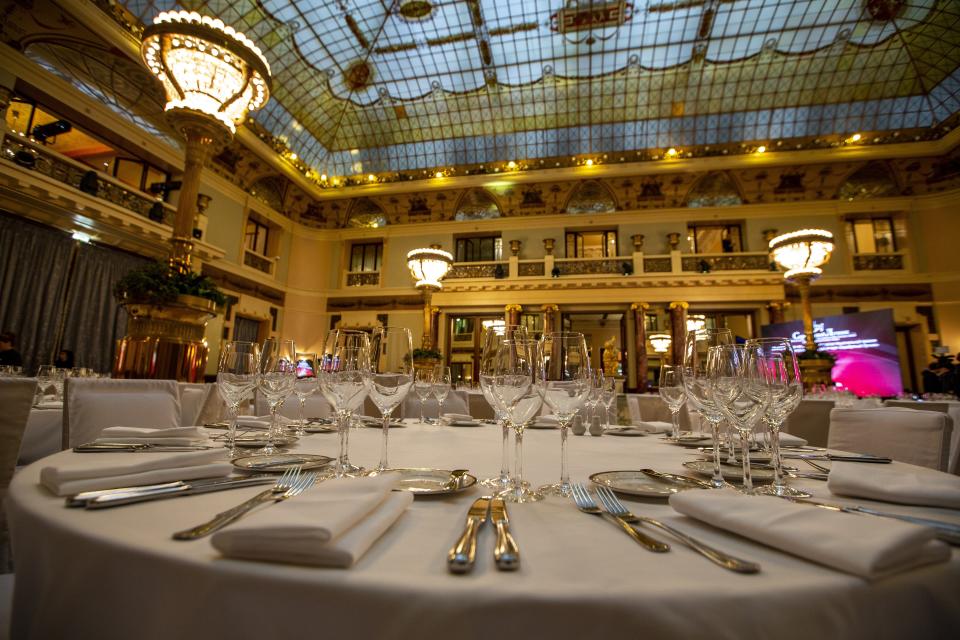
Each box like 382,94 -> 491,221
781,453 -> 892,463
489,497 -> 520,571
789,497 -> 960,545
69,476 -> 276,509
448,496 -> 490,574
73,443 -> 215,453
640,468 -> 713,490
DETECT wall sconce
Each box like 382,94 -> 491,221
649,333 -> 672,353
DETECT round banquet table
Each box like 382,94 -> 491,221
8,422 -> 960,640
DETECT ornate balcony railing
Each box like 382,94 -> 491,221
852,253 -> 904,271
1,131 -> 175,226
445,261 -> 508,279
643,256 -> 672,272
346,270 -> 380,286
243,250 -> 275,275
554,257 -> 629,275
518,261 -> 545,277
681,253 -> 770,272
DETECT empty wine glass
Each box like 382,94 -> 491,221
318,330 -> 371,477
538,332 -> 590,497
217,341 -> 260,457
478,324 -> 528,490
432,365 -> 452,418
682,328 -> 734,488
600,375 -> 617,431
709,344 -> 770,493
746,338 -> 809,498
659,365 -> 686,441
292,352 -> 319,437
368,327 -> 413,473
35,365 -> 59,404
584,369 -> 604,432
413,368 -> 433,423
493,337 -> 543,503
257,338 -> 297,455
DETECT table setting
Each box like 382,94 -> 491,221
7,328 -> 960,639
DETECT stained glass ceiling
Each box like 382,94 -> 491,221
115,0 -> 960,178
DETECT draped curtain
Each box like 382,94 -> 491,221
0,212 -> 149,374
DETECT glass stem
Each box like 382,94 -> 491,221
513,426 -> 524,498
420,398 -> 425,424
377,412 -> 390,472
709,418 -> 724,488
559,423 -> 570,494
268,402 -> 280,450
297,397 -> 306,436
499,419 -> 510,485
336,411 -> 348,478
770,420 -> 785,489
739,429 -> 753,492
670,409 -> 680,441
726,424 -> 737,464
227,402 -> 240,457
343,412 -> 353,466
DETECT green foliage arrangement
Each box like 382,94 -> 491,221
114,261 -> 227,307
412,348 -> 442,360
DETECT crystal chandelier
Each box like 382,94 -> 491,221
648,333 -> 672,354
685,314 -> 706,333
769,229 -> 835,280
407,246 -> 453,290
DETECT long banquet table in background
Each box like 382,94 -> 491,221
8,422 -> 960,639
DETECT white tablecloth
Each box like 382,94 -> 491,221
18,407 -> 62,464
8,423 -> 960,639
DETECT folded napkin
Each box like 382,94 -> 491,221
94,426 -> 211,446
828,462 -> 960,510
34,398 -> 63,409
440,413 -> 477,425
778,432 -> 808,447
635,421 -> 673,434
670,489 -> 950,580
40,449 -> 231,496
236,416 -> 272,430
212,474 -> 413,568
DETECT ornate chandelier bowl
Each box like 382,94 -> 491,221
649,333 -> 672,354
141,10 -> 272,145
769,229 -> 835,282
407,247 -> 453,291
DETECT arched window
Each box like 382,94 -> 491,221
684,172 -> 743,207
250,176 -> 286,212
565,180 -> 617,214
346,198 -> 387,228
837,162 -> 899,200
455,189 -> 501,221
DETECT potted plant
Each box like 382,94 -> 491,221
411,347 -> 442,372
797,349 -> 836,387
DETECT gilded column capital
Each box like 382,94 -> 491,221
668,301 -> 689,310
541,304 -> 559,312
504,304 -> 523,312
630,302 -> 649,311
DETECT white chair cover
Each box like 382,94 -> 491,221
255,391 -> 334,420
627,396 -> 643,425
468,392 -> 496,420
177,383 -> 208,426
828,407 -> 954,473
0,377 -> 36,571
784,399 -> 834,447
400,390 -> 469,420
64,379 -> 180,448
884,400 -> 960,474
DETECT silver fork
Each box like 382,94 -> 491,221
173,467 -> 315,540
803,458 -> 830,474
595,486 -> 760,574
571,483 -> 669,553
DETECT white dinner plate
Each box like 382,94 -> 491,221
388,468 -> 477,495
230,434 -> 298,448
605,427 -> 650,437
233,453 -> 334,473
443,419 -> 483,427
682,460 -> 775,482
590,470 -> 696,498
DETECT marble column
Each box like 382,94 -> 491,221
668,301 -> 688,365
505,304 -> 522,327
429,306 -> 441,353
631,302 -> 649,392
766,301 -> 788,325
541,304 -> 559,335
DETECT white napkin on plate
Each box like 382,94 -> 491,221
35,398 -> 63,409
828,461 -> 960,509
212,474 -> 413,568
40,449 -> 231,496
94,426 -> 211,446
670,489 -> 950,580
778,432 -> 808,447
236,416 -> 272,430
440,413 -> 478,425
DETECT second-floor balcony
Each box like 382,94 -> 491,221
345,270 -> 380,287
243,249 -> 278,276
852,252 -> 905,271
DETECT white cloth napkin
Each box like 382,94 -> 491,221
236,416 -> 272,430
828,461 -> 960,509
35,398 -> 63,409
778,432 -> 808,447
40,449 -> 231,496
212,474 -> 413,568
440,413 -> 478,425
94,426 -> 211,446
670,489 -> 950,580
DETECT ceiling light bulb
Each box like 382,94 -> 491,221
434,171 -> 443,179
368,174 -> 376,182
320,174 -> 327,181
756,145 -> 766,153
507,161 -> 517,170
666,148 -> 678,157
850,133 -> 862,142
585,159 -> 594,166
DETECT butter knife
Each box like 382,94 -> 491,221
68,476 -> 276,509
448,496 -> 490,574
73,443 -> 215,453
640,468 -> 713,490
489,498 -> 520,571
788,497 -> 960,545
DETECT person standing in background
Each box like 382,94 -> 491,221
0,331 -> 23,367
54,349 -> 74,369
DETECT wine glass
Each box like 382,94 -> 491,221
217,341 -> 260,457
682,328 -> 734,488
584,369 -> 604,433
368,327 -> 414,473
538,332 -> 590,497
257,338 -> 297,455
36,365 -> 64,404
493,337 -> 543,503
659,365 -> 686,441
746,338 -> 809,498
600,375 -> 617,431
432,365 -> 452,418
318,330 -> 371,477
478,324 -> 528,490
292,352 -> 319,437
413,368 -> 434,423
708,344 -> 770,493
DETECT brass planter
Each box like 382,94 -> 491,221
799,358 -> 834,388
413,357 -> 440,373
113,294 -> 218,382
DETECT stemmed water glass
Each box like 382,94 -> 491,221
600,375 -> 617,431
217,341 -> 260,457
258,338 -> 297,455
432,366 -> 452,418
318,330 -> 371,477
413,368 -> 433,423
478,324 -> 527,490
538,332 -> 591,497
35,365 -> 61,404
368,326 -> 413,473
708,344 -> 770,492
493,337 -> 543,503
682,328 -> 734,488
746,337 -> 809,498
292,352 -> 319,437
584,369 -> 604,433
659,365 -> 686,441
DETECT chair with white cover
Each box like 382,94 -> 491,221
255,390 -> 333,420
0,377 -> 36,572
177,382 -> 208,426
884,400 -> 960,474
63,379 -> 181,448
828,407 -> 955,473
783,399 -> 834,447
400,390 -> 469,420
